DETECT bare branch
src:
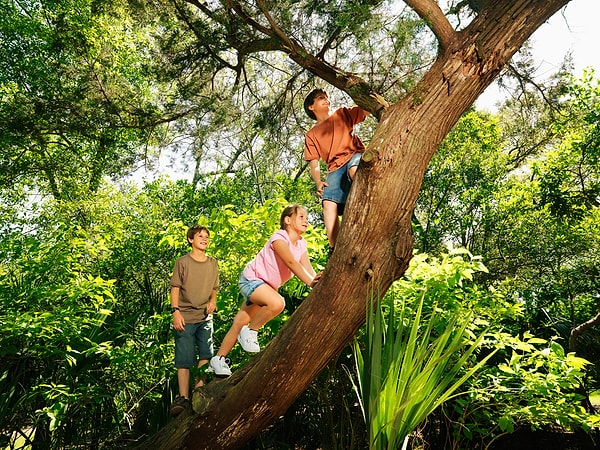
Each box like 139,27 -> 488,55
226,0 -> 271,35
255,0 -> 296,52
570,310 -> 600,352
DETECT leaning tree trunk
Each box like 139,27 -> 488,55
139,1 -> 571,448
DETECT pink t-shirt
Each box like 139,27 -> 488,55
242,230 -> 307,289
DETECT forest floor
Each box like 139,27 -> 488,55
489,429 -> 599,449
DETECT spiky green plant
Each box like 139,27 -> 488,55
353,285 -> 497,449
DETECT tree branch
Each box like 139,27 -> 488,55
255,0 -> 296,52
570,309 -> 600,353
226,0 -> 271,35
182,0 -> 390,118
173,0 -> 238,71
404,0 -> 456,51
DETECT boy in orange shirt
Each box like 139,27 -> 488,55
303,88 -> 370,254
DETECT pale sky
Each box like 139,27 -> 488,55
533,0 -> 600,74
476,0 -> 599,110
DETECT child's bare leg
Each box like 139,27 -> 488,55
322,200 -> 340,247
349,165 -> 358,180
195,360 -> 208,388
216,306 -> 256,356
177,368 -> 191,398
247,284 -> 285,330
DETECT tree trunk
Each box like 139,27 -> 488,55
138,1 -> 571,448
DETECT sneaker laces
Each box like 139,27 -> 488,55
214,356 -> 230,366
244,331 -> 258,346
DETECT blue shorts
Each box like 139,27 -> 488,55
174,320 -> 214,368
239,273 -> 265,306
322,153 -> 362,211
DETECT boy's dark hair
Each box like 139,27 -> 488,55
187,225 -> 209,246
304,88 -> 327,120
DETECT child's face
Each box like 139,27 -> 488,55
309,93 -> 330,116
189,230 -> 210,249
287,208 -> 309,234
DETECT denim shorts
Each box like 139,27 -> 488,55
239,273 -> 265,306
322,153 -> 362,205
174,320 -> 214,368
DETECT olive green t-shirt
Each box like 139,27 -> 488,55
170,254 -> 219,323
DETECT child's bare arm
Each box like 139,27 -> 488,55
272,240 -> 317,287
309,160 -> 327,197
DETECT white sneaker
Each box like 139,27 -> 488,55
237,325 -> 260,353
207,356 -> 231,376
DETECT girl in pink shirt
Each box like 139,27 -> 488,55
208,205 -> 321,376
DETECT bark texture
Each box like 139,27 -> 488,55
139,0 -> 571,448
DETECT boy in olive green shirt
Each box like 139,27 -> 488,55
169,226 -> 219,416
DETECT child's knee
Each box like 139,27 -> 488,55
274,297 -> 285,314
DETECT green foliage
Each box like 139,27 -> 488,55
447,334 -> 599,448
416,110 -> 509,254
0,219 -> 173,448
535,71 -> 600,219
2,166 -> 599,448
352,252 -> 498,449
0,0 -> 172,200
1,170 -> 327,447
415,73 -> 600,390
351,252 -> 599,449
0,182 -> 183,448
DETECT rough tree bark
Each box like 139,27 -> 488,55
139,0 -> 571,448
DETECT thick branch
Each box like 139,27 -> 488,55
286,51 -> 389,119
405,0 -> 456,50
196,0 -> 390,118
225,0 -> 270,35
